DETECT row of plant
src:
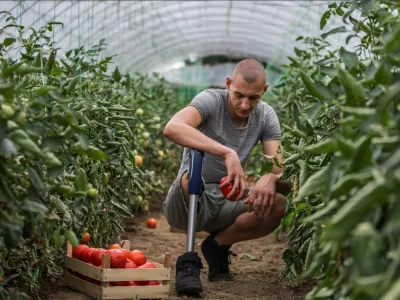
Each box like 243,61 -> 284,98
0,13 -> 183,299
261,1 -> 399,299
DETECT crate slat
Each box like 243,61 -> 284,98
65,256 -> 103,281
65,272 -> 102,299
102,285 -> 170,300
102,267 -> 170,282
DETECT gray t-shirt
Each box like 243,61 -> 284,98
175,88 -> 281,183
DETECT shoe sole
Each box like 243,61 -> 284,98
208,274 -> 234,282
175,282 -> 203,294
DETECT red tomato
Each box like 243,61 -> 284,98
138,262 -> 156,268
127,250 -> 147,267
112,281 -> 140,286
79,247 -> 91,261
91,249 -> 106,267
220,176 -> 241,201
125,259 -> 137,268
72,244 -> 89,259
106,249 -> 127,268
108,244 -> 121,250
146,218 -> 157,228
137,262 -> 156,285
83,248 -> 97,263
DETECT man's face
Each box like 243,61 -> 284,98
226,75 -> 268,119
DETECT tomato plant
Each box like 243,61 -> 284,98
259,1 -> 400,299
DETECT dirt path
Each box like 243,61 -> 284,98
53,206 -> 312,300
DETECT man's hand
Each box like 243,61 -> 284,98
220,150 -> 248,200
245,173 -> 279,217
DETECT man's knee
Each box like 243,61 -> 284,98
274,193 -> 286,219
180,171 -> 190,205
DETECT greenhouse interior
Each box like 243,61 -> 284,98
0,1 -> 399,299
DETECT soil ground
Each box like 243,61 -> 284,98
53,202 -> 313,300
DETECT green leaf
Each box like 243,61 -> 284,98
78,134 -> 89,150
3,37 -> 15,47
304,201 -> 338,223
328,181 -> 389,238
304,138 -> 338,154
65,230 -> 79,248
321,26 -> 346,39
113,66 -> 121,82
86,146 -> 109,161
375,62 -> 393,85
300,71 -> 326,100
258,161 -> 273,175
294,167 -> 329,202
340,106 -> 375,117
21,199 -> 49,214
76,169 -> 88,192
28,167 -> 47,193
0,138 -> 17,156
339,47 -> 359,69
320,11 -> 331,30
381,278 -> 400,300
243,253 -> 260,261
328,3 -> 337,8
330,172 -> 372,199
41,137 -> 63,151
384,23 -> 400,53
338,68 -> 365,106
36,85 -> 59,96
320,66 -> 336,76
52,230 -> 65,248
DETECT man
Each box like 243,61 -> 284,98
163,58 -> 288,295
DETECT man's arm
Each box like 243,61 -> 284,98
245,139 -> 285,216
163,106 -> 248,199
164,106 -> 233,158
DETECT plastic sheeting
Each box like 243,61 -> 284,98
0,1 -> 353,87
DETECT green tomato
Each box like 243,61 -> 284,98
142,131 -> 150,139
155,139 -> 162,147
87,188 -> 98,198
154,123 -> 161,130
1,104 -> 14,118
16,111 -> 27,125
135,108 -> 144,116
103,173 -> 109,185
153,116 -> 161,122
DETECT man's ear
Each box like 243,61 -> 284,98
226,77 -> 232,89
264,83 -> 269,93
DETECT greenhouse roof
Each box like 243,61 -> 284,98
0,1 -> 355,86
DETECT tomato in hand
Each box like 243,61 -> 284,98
220,176 -> 241,201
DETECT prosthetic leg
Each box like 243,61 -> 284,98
174,149 -> 204,294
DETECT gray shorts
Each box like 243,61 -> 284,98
162,173 -> 246,233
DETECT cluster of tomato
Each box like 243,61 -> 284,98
72,242 -> 159,286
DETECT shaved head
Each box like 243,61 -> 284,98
232,59 -> 266,84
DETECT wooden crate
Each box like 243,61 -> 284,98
64,240 -> 171,300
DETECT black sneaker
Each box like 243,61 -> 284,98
175,252 -> 204,294
200,233 -> 237,282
